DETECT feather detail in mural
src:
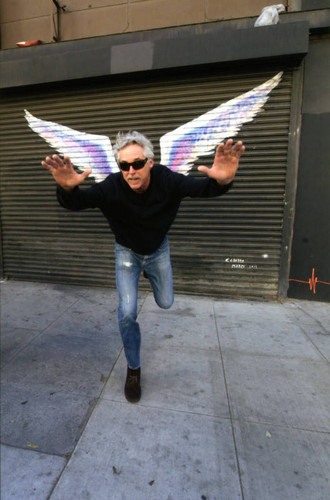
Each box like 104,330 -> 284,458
160,72 -> 283,175
24,110 -> 119,182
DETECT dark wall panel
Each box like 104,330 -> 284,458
288,39 -> 330,301
288,113 -> 330,300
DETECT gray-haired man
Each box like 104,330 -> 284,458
42,131 -> 244,402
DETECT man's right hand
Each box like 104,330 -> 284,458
41,155 -> 92,191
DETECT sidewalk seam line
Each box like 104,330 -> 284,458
213,301 -> 245,500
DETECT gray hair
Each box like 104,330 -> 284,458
114,131 -> 154,162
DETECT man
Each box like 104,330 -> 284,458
42,131 -> 245,403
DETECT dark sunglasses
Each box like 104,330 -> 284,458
119,158 -> 148,171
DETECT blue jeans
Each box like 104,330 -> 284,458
115,237 -> 174,369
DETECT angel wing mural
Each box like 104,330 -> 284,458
24,110 -> 119,183
25,72 -> 283,181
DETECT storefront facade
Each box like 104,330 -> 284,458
1,10 -> 329,300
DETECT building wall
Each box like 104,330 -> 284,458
0,0 -> 293,49
1,4 -> 329,300
288,36 -> 330,301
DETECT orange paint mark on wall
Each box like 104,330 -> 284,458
289,268 -> 330,294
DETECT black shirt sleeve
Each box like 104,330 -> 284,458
56,179 -> 109,211
163,166 -> 233,199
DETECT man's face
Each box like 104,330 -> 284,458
119,144 -> 154,193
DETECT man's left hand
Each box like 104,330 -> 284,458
197,139 -> 245,185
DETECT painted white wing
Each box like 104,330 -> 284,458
24,110 -> 119,182
160,72 -> 283,175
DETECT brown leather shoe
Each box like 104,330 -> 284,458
124,366 -> 141,403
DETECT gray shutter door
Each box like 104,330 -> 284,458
0,66 -> 295,299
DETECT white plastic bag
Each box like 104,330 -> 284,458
254,4 -> 286,27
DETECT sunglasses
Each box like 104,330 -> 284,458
119,158 -> 149,171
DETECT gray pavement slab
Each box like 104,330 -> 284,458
103,293 -> 229,417
0,281 -> 89,331
103,348 -> 229,417
1,326 -> 42,364
1,445 -> 66,500
139,294 -> 219,350
2,329 -> 120,395
0,281 -> 124,458
284,299 -> 330,328
306,332 -> 330,362
1,281 -> 330,500
283,300 -> 330,361
1,382 -> 96,455
223,352 -> 330,431
213,300 -> 323,360
44,287 -> 120,338
234,420 -> 330,500
50,401 -> 243,500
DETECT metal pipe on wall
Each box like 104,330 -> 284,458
51,0 -> 65,42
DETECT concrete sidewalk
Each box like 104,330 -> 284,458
1,280 -> 329,500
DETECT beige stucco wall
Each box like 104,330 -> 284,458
0,0 -> 293,49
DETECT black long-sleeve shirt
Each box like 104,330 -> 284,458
57,164 -> 232,255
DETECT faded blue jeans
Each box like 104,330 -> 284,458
115,237 -> 174,369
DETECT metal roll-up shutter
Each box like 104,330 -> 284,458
0,66 -> 295,299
